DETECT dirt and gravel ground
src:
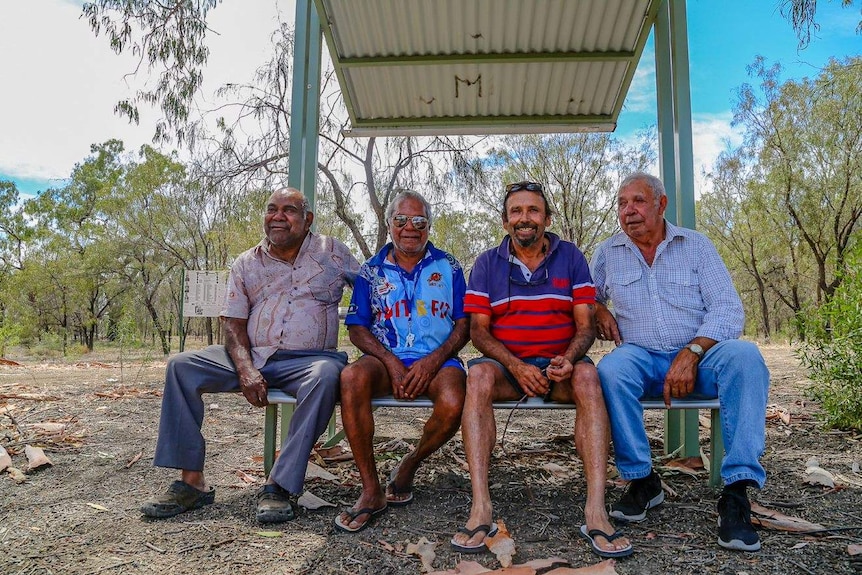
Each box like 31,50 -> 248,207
1,343 -> 861,575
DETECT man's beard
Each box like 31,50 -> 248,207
514,225 -> 539,248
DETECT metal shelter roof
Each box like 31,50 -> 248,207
314,0 -> 660,136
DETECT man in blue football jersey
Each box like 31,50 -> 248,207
334,190 -> 469,533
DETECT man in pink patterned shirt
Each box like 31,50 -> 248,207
141,188 -> 359,523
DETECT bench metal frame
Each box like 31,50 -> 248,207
263,391 -> 724,487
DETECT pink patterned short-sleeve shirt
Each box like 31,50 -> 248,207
221,232 -> 360,368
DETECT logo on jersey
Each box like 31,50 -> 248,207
427,271 -> 443,287
374,277 -> 396,296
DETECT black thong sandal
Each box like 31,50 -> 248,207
450,523 -> 499,553
333,505 -> 388,533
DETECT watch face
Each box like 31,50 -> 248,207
689,344 -> 704,357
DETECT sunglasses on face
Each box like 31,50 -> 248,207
505,181 -> 544,194
392,214 -> 429,230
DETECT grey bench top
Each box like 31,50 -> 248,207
265,390 -> 719,410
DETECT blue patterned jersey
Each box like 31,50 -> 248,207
345,242 -> 466,360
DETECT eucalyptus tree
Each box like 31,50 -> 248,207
780,0 -> 862,47
700,149 -> 813,339
734,56 -> 862,307
468,130 -> 657,257
0,181 -> 30,275
21,140 -> 130,351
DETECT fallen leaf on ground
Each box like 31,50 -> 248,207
25,445 -> 52,471
315,444 -> 347,460
74,361 -> 114,368
848,544 -> 862,556
255,531 -> 282,537
486,520 -> 516,568
124,451 -> 143,469
235,469 -> 259,484
790,542 -> 808,550
482,567 -> 534,574
0,393 -> 59,401
28,422 -> 66,433
406,537 -> 437,573
0,445 -> 11,472
298,490 -> 335,509
87,503 -> 109,512
766,404 -> 791,425
659,478 -> 676,497
517,557 -> 569,569
428,560 -> 490,575
377,539 -> 395,553
0,358 -> 23,366
7,466 -> 26,483
304,461 -> 338,481
751,502 -> 825,532
662,456 -> 704,476
541,462 -> 573,479
545,560 -> 619,574
804,465 -> 836,488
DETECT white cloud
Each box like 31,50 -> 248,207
0,0 -> 289,185
692,111 -> 745,196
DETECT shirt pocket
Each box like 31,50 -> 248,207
666,268 -> 704,310
608,268 -> 642,310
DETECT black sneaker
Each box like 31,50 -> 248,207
717,489 -> 761,551
609,470 -> 665,522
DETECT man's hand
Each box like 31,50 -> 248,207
401,355 -> 438,399
663,352 -> 698,407
544,355 -> 573,383
511,361 -> 549,397
595,304 -> 622,345
238,369 -> 269,407
383,356 -> 409,399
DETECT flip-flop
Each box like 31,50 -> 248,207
385,466 -> 414,507
450,523 -> 499,553
579,524 -> 634,558
333,505 -> 388,533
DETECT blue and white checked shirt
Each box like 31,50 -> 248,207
590,221 -> 744,351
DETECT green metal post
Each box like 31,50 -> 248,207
655,0 -> 700,458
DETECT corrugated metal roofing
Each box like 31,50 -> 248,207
314,0 -> 659,136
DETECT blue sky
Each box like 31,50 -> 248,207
1,0 -> 859,198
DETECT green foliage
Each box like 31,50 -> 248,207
0,322 -> 22,357
798,244 -> 862,430
83,0 -> 221,144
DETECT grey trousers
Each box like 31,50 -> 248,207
153,345 -> 346,495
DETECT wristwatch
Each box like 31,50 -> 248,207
686,343 -> 704,360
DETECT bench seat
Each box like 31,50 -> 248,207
261,390 -> 723,487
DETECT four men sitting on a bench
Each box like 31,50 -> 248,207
144,177 -> 769,555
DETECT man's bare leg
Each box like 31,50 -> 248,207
337,356 -> 391,530
388,367 -> 465,502
451,363 -> 521,548
563,362 -> 631,554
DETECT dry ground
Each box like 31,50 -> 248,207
1,343 -> 861,575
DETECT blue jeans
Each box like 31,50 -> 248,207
596,340 -> 769,488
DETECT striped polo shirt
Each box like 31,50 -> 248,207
465,233 -> 596,359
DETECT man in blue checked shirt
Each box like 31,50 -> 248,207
590,172 -> 769,552
334,190 -> 469,533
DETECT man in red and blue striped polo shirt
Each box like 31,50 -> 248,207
450,182 -> 631,560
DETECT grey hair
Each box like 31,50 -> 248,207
618,172 -> 666,204
270,187 -> 310,216
386,190 -> 433,226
